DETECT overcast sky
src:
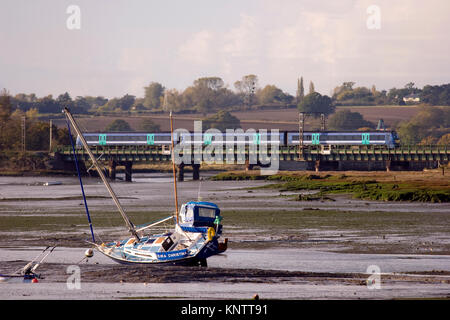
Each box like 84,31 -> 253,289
1,0 -> 449,99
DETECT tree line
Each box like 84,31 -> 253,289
2,76 -> 450,149
6,77 -> 450,118
0,89 -> 71,153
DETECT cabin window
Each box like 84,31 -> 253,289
198,207 -> 216,218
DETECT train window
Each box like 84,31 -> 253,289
85,135 -> 98,141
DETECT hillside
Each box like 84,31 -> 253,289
50,105 -> 420,132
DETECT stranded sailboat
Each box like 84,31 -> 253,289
0,245 -> 56,282
63,108 -> 227,266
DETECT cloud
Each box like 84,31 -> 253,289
178,30 -> 215,64
2,0 -> 449,97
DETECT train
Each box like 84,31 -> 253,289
76,130 -> 399,148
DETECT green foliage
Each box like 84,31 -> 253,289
328,110 -> 375,130
257,85 -> 293,105
396,106 -> 450,145
99,94 -> 135,112
308,81 -> 315,94
105,119 -> 133,132
296,77 -> 304,103
0,89 -> 12,123
421,84 -> 450,106
212,173 -> 450,203
143,82 -> 164,109
437,133 -> 450,145
139,118 -> 161,132
297,92 -> 334,116
202,110 -> 241,131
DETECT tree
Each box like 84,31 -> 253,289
296,77 -> 305,103
105,119 -> 133,132
194,77 -> 224,91
202,111 -> 241,131
57,92 -> 73,110
297,92 -> 335,117
0,89 -> 12,123
437,133 -> 450,145
309,81 -> 315,94
26,121 -> 50,151
397,122 -> 427,145
183,77 -> 231,115
117,94 -> 135,111
73,96 -> 91,113
139,118 -> 161,132
421,84 -> 450,106
163,89 -> 183,112
234,74 -> 258,106
405,82 -> 415,90
143,82 -> 165,109
328,110 -> 375,130
35,95 -> 60,114
257,85 -> 291,105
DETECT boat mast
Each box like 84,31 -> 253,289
170,111 -> 180,225
63,108 -> 140,241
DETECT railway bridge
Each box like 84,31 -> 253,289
55,145 -> 449,181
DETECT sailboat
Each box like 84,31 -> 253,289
63,108 -> 227,266
0,245 -> 56,282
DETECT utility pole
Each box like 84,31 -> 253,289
298,112 -> 305,160
21,116 -> 26,153
49,119 -> 52,152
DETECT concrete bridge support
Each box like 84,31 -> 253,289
177,163 -> 185,182
108,160 -> 117,180
124,161 -> 133,182
192,164 -> 200,181
177,163 -> 201,182
106,161 -> 133,182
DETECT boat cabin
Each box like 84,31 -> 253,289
179,201 -> 222,233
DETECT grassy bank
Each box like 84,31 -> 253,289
211,171 -> 450,203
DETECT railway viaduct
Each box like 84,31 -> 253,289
54,145 -> 449,182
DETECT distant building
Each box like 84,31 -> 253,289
403,93 -> 421,103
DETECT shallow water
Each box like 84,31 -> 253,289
1,246 -> 449,274
0,173 -> 449,299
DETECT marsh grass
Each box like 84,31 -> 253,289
212,172 -> 450,202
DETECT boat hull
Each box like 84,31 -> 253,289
95,237 -> 221,266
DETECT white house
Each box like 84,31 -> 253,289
403,93 -> 421,103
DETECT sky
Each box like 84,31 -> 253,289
1,0 -> 449,99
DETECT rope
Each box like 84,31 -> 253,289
66,118 -> 96,243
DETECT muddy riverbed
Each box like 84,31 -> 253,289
0,173 -> 449,299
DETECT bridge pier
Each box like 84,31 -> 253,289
108,160 -> 117,181
124,161 -> 133,182
386,160 -> 391,172
177,163 -> 185,182
315,160 -> 321,172
245,159 -> 254,171
193,164 -> 200,181
177,163 -> 201,182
